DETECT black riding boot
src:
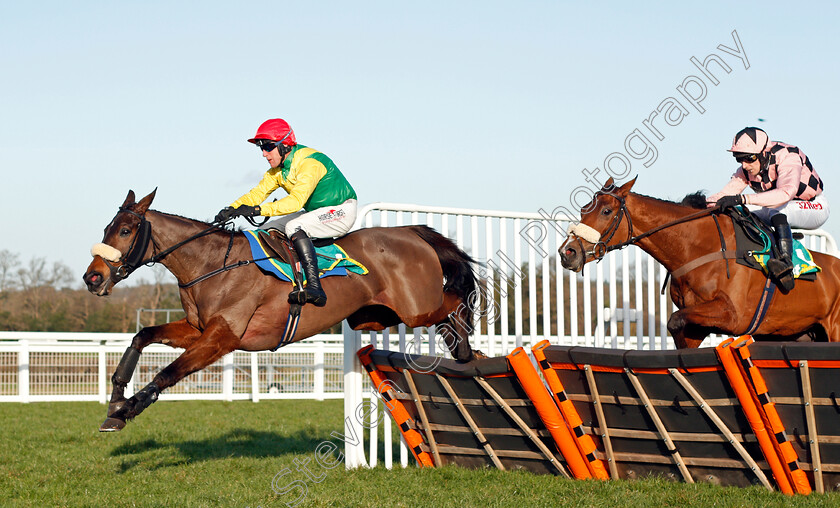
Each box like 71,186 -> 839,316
290,230 -> 327,307
767,214 -> 795,293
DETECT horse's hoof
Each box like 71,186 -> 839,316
100,418 -> 126,432
471,350 -> 489,361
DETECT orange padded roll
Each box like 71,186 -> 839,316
716,338 -> 793,495
733,339 -> 811,495
507,347 -> 592,479
357,345 -> 434,468
532,341 -> 609,480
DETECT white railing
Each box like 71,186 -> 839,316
341,202 -> 839,469
0,332 -> 345,403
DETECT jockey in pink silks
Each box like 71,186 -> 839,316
708,126 -> 828,292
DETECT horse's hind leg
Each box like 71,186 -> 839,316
102,316 -> 240,431
438,302 -> 481,362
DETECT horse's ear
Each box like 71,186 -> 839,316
122,190 -> 136,208
616,176 -> 638,197
603,177 -> 615,190
135,188 -> 157,214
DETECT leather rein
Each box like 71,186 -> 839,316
103,208 -> 256,287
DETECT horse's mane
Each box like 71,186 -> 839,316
630,191 -> 708,210
679,191 -> 708,209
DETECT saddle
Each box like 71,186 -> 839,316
255,229 -> 338,284
244,229 -> 368,284
727,208 -> 819,282
259,229 -> 336,259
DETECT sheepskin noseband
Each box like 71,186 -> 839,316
567,223 -> 601,244
91,243 -> 121,263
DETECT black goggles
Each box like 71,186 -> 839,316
255,139 -> 282,152
734,153 -> 759,163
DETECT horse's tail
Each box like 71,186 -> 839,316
410,225 -> 477,325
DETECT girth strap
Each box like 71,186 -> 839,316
740,278 -> 778,336
670,250 -> 742,279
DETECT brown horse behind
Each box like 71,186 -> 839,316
83,190 -> 479,431
560,177 -> 840,348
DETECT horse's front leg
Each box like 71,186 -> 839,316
103,318 -> 201,428
102,316 -> 240,431
667,299 -> 737,349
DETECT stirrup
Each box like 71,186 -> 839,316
288,287 -> 327,307
767,259 -> 795,293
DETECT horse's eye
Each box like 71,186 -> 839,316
120,228 -> 131,237
601,208 -> 612,216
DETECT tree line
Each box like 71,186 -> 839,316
1,248 -> 661,337
0,250 -> 180,332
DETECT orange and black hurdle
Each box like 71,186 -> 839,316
355,338 -> 838,494
357,345 -> 434,468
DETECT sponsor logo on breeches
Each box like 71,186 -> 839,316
797,202 -> 823,210
318,209 -> 346,223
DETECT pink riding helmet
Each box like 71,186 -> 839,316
727,127 -> 769,154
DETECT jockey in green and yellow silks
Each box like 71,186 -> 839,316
215,118 -> 358,307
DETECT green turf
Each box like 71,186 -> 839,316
0,400 -> 838,507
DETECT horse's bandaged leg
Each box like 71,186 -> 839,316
91,243 -> 121,262
131,382 -> 160,417
568,223 -> 602,244
112,346 -> 141,386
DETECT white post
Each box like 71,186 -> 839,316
251,352 -> 260,403
19,339 -> 30,403
343,320 -> 366,469
382,329 -> 393,469
368,332 -> 378,468
223,353 -> 234,401
314,341 -> 325,401
98,343 -> 107,404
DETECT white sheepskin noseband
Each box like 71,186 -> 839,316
568,223 -> 601,244
91,243 -> 121,263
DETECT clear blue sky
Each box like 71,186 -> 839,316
1,1 -> 837,287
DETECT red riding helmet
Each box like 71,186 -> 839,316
727,127 -> 769,154
248,118 -> 297,146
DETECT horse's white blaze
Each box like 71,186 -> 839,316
568,223 -> 601,243
91,243 -> 121,262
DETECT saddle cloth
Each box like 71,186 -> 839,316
244,230 -> 368,283
730,208 -> 820,280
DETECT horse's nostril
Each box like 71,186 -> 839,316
84,272 -> 102,286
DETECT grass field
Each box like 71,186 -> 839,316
1,400 -> 838,507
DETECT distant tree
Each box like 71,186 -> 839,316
0,249 -> 20,292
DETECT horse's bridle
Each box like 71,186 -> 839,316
95,208 -> 155,283
569,190 -> 718,262
568,191 -> 634,261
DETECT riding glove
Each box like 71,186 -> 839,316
715,195 -> 744,209
214,207 -> 236,223
233,205 -> 261,218
214,205 -> 261,223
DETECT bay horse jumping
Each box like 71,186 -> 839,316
559,177 -> 840,348
84,189 -> 479,431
